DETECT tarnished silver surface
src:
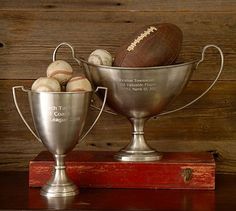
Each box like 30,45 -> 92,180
83,62 -> 194,161
29,91 -> 91,155
28,91 -> 91,197
81,45 -> 224,162
12,86 -> 107,197
13,88 -> 92,197
83,61 -> 195,118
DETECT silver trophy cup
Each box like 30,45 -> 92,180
81,45 -> 224,162
12,43 -> 108,197
13,86 -> 107,197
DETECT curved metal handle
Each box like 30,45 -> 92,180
53,42 -> 82,67
157,44 -> 224,117
79,86 -> 108,143
90,104 -> 118,115
12,86 -> 42,143
53,43 -> 108,141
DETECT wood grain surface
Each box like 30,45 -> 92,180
1,0 -> 236,12
0,0 -> 235,173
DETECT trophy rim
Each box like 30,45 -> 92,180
26,90 -> 93,94
80,58 -> 198,70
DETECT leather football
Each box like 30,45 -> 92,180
113,23 -> 183,67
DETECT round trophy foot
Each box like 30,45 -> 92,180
114,150 -> 163,162
40,182 -> 79,198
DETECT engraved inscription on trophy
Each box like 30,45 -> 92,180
49,106 -> 69,123
118,79 -> 158,92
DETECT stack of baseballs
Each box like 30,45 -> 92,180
31,60 -> 92,93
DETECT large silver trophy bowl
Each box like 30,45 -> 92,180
81,45 -> 224,162
12,43 -> 107,197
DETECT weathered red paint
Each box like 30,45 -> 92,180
29,151 -> 215,189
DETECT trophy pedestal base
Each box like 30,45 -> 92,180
29,151 -> 215,190
114,150 -> 162,161
41,182 -> 78,198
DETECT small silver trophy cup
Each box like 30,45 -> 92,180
12,43 -> 107,197
82,45 -> 224,162
13,86 -> 107,197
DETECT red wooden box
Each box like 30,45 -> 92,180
29,151 -> 215,189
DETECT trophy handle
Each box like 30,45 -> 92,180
79,86 -> 108,143
90,104 -> 118,115
52,43 -> 109,140
52,42 -> 117,117
12,86 -> 42,143
52,42 -> 82,66
157,44 -> 224,117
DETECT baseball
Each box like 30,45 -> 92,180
66,76 -> 92,92
88,49 -> 113,66
46,60 -> 73,85
31,77 -> 61,92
